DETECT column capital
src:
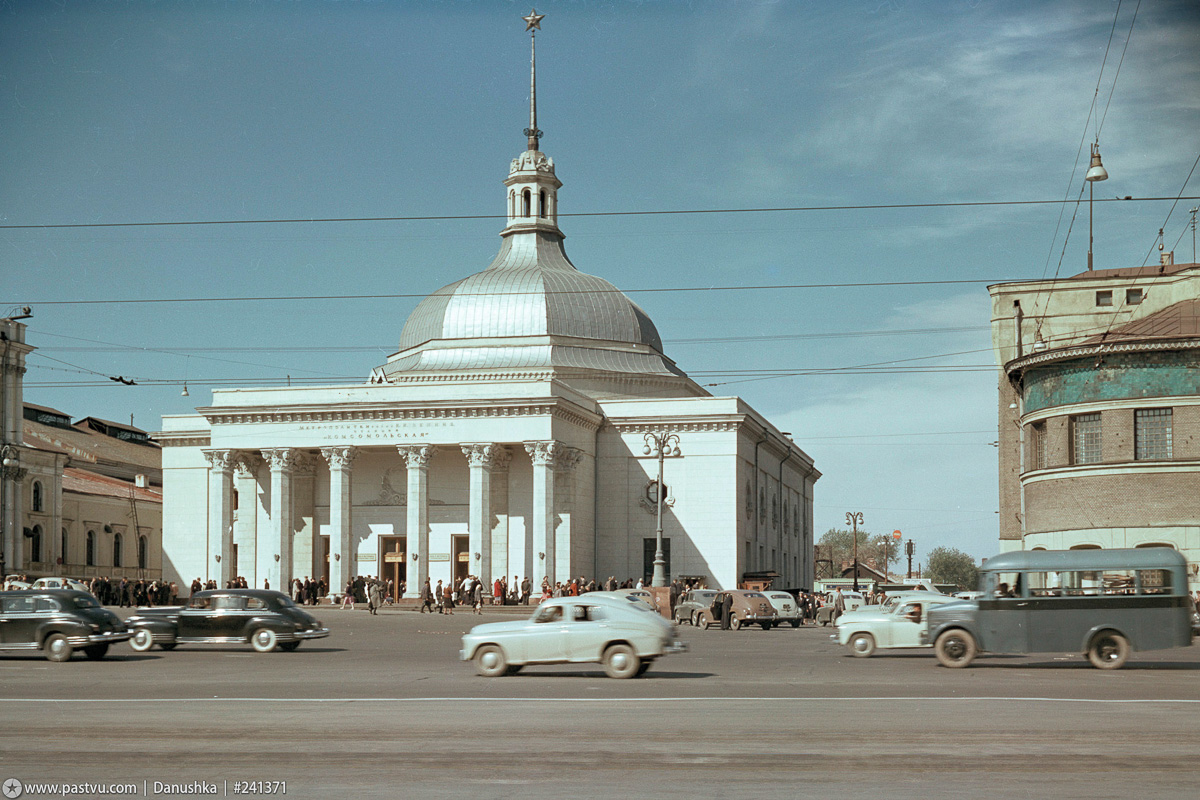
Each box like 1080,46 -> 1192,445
203,449 -> 237,474
261,448 -> 299,472
320,445 -> 359,470
233,453 -> 262,479
292,451 -> 318,477
461,443 -> 511,471
397,444 -> 437,470
523,440 -> 582,471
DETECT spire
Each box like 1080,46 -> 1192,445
522,8 -> 544,151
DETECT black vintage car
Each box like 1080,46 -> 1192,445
126,589 -> 329,653
0,589 -> 132,662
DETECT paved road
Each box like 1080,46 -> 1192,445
1,608 -> 1197,799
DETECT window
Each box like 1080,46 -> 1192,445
534,605 -> 562,623
29,525 -> 42,563
522,189 -> 531,217
1135,408 -> 1172,460
61,528 -> 68,564
1071,413 -> 1102,464
539,189 -> 546,218
1138,569 -> 1172,594
1030,422 -> 1047,470
32,481 -> 43,512
86,531 -> 95,566
113,533 -> 123,568
1126,288 -> 1143,305
1095,291 -> 1113,307
138,535 -> 148,569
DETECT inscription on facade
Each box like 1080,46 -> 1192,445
296,421 -> 456,442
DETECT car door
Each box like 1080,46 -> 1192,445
523,604 -> 569,662
562,603 -> 609,661
208,595 -> 249,639
177,595 -> 221,639
0,595 -> 38,646
890,601 -> 925,648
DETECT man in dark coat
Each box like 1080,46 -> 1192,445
720,592 -> 733,630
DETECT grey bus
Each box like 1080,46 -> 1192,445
926,548 -> 1194,669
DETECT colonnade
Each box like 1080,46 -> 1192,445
202,440 -> 582,596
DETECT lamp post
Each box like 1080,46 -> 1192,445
643,431 -> 681,588
845,511 -> 863,591
905,539 -> 916,580
1,443 -> 21,583
1086,142 -> 1109,271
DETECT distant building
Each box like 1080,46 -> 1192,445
0,316 -> 162,581
989,255 -> 1200,590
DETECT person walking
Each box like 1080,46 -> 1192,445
473,580 -> 483,614
420,579 -> 434,613
434,580 -> 444,614
367,579 -> 383,615
441,581 -> 454,615
833,588 -> 846,623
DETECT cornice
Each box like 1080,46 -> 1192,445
197,398 -> 603,432
1006,337 -> 1200,376
157,432 -> 211,448
1021,459 -> 1200,485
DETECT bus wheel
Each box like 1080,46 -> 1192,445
934,629 -> 977,668
1087,631 -> 1130,670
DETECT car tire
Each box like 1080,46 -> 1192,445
44,633 -> 73,663
1087,631 -> 1130,670
849,632 -> 876,658
474,644 -> 508,677
159,643 -> 177,651
279,641 -> 301,652
602,643 -> 641,679
730,617 -> 741,630
636,660 -> 652,677
250,628 -> 278,653
84,644 -> 110,660
692,611 -> 702,628
760,622 -> 771,631
129,628 -> 154,652
934,629 -> 977,668
791,620 -> 800,628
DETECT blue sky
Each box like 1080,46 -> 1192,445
3,0 -> 1198,567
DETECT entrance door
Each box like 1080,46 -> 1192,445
320,538 -> 331,589
452,535 -> 470,587
380,537 -> 407,600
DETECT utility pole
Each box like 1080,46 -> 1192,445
905,539 -> 915,580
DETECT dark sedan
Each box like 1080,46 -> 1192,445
0,590 -> 132,662
126,589 -> 329,653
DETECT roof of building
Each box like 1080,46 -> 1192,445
61,467 -> 162,504
1083,298 -> 1200,343
1069,261 -> 1197,280
22,403 -> 162,478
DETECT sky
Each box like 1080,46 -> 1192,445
3,0 -> 1198,568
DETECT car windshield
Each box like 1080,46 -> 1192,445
72,596 -> 99,609
534,605 -> 563,623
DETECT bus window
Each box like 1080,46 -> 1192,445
1100,570 -> 1135,594
1138,569 -> 1171,595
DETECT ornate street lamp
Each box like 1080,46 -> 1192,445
643,431 -> 681,588
846,511 -> 864,591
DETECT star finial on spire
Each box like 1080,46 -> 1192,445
523,8 -> 544,33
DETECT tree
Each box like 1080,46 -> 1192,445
924,547 -> 979,591
816,529 -> 900,576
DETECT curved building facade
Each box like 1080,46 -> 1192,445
989,259 -> 1200,590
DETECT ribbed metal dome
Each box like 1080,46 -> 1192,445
398,232 -> 663,352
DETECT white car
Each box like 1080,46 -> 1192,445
31,577 -> 90,593
460,594 -> 688,679
763,591 -> 802,627
835,594 -> 958,657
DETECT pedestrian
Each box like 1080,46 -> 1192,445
442,581 -> 454,615
368,579 -> 383,615
473,580 -> 483,614
420,579 -> 435,613
435,580 -> 445,614
720,592 -> 733,630
342,578 -> 355,611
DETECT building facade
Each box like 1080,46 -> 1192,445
1,317 -> 163,582
158,25 -> 819,597
989,256 -> 1200,589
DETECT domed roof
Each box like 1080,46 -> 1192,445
398,232 -> 663,352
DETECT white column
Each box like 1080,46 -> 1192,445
233,454 -> 260,585
524,441 -> 581,588
398,444 -> 436,598
321,446 -> 358,598
462,444 -> 510,587
203,450 -> 236,587
261,448 -> 297,592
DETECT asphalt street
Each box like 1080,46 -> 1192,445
1,606 -> 1197,799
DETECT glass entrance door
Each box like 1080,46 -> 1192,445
380,537 -> 406,600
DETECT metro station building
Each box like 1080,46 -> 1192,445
158,27 -> 819,597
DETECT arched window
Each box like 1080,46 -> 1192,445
61,528 -> 68,564
509,190 -> 515,218
113,533 -> 123,568
522,189 -> 531,217
1135,542 -> 1175,549
539,189 -> 547,218
86,531 -> 95,566
29,525 -> 42,563
1069,544 -> 1102,550
32,481 -> 43,512
138,535 -> 148,569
